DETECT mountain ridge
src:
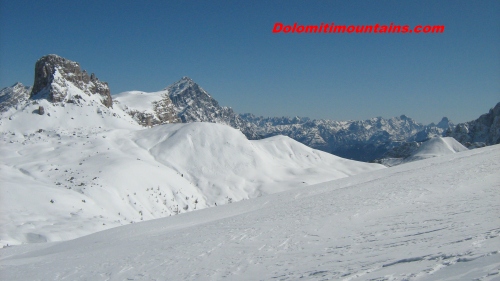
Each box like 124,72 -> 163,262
0,54 -> 384,246
445,102 -> 500,148
1,54 -> 498,161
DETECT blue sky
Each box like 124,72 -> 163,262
1,0 -> 499,124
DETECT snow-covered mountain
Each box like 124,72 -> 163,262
0,55 -> 383,246
1,143 -> 498,280
31,54 -> 113,108
1,53 -> 497,280
446,102 -> 500,148
376,137 -> 468,166
115,77 -> 258,138
3,55 -> 498,164
0,82 -> 32,113
114,76 -> 459,161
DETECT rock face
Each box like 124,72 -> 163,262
30,54 -> 112,108
115,77 -> 257,138
121,93 -> 181,127
446,102 -> 500,148
0,82 -> 32,112
166,77 -> 257,138
152,95 -> 180,124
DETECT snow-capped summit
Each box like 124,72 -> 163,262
30,54 -> 112,108
0,55 -> 139,133
165,76 -> 198,98
165,77 -> 217,120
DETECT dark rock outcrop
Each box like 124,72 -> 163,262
30,54 -> 112,108
446,102 -> 500,148
165,77 -> 257,138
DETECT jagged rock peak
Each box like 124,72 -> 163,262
165,76 -> 209,98
30,54 -> 112,108
446,102 -> 500,147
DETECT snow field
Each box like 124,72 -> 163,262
1,144 -> 498,280
404,136 -> 468,163
0,100 -> 383,246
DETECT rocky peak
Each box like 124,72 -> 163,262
436,117 -> 453,129
30,54 -> 112,108
165,76 -> 200,98
165,77 -> 216,120
0,82 -> 32,112
10,82 -> 29,91
446,102 -> 500,147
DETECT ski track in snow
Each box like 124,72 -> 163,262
1,144 -> 499,280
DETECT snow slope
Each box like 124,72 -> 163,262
404,137 -> 468,163
1,144 -> 498,280
379,137 -> 468,166
0,99 -> 383,246
113,90 -> 166,113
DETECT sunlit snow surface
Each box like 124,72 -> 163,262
405,137 -> 468,163
113,90 -> 166,113
1,144 -> 499,280
381,137 -> 469,167
0,99 -> 382,246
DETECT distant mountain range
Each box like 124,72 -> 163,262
1,54 -> 499,161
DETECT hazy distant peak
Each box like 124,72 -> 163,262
436,117 -> 453,129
